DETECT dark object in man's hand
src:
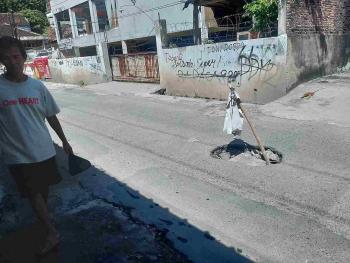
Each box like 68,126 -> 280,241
68,154 -> 91,176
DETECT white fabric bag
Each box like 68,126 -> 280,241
223,91 -> 243,136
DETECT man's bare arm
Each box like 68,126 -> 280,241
46,115 -> 73,154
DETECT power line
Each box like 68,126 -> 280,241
51,1 -> 188,35
51,0 -> 184,15
118,1 -> 184,19
53,14 -> 254,40
50,0 -> 227,11
51,0 -> 186,38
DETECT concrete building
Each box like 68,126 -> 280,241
49,0 -> 259,82
50,0 -> 193,54
49,0 -> 249,54
49,0 -> 195,81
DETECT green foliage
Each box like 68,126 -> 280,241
20,9 -> 49,34
0,0 -> 48,35
0,0 -> 46,14
243,0 -> 278,32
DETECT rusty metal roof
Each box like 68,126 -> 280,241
0,24 -> 47,40
0,13 -> 29,27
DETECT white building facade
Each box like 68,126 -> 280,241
50,0 -> 201,56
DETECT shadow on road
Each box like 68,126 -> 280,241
0,145 -> 254,263
0,222 -> 59,263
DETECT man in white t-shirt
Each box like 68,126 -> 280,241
0,36 -> 73,256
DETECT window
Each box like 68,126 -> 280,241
95,0 -> 109,31
106,0 -> 118,29
72,2 -> 93,36
56,10 -> 72,39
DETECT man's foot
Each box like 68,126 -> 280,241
37,232 -> 60,256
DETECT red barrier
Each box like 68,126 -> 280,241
24,58 -> 51,79
33,57 -> 51,79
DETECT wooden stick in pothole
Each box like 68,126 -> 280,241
229,84 -> 271,165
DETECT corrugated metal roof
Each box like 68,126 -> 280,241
0,24 -> 47,40
0,13 -> 29,27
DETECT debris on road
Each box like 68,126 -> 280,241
301,91 -> 316,99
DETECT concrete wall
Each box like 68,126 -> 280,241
287,34 -> 350,89
284,0 -> 350,87
158,35 -> 288,103
48,56 -> 109,85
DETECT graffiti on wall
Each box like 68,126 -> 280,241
47,56 -> 107,84
163,36 -> 287,88
49,56 -> 104,75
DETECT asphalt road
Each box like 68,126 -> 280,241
46,74 -> 350,263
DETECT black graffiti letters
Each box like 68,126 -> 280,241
165,53 -> 194,69
198,59 -> 216,68
206,42 -> 244,54
177,69 -> 241,81
174,43 -> 277,87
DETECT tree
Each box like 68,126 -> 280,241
0,0 -> 46,14
20,9 -> 49,34
243,0 -> 278,32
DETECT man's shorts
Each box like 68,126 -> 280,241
8,156 -> 62,198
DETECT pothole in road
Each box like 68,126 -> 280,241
210,139 -> 282,166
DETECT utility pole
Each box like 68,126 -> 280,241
9,4 -> 18,39
8,11 -> 14,37
193,0 -> 201,45
12,11 -> 18,39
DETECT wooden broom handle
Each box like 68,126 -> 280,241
237,100 -> 271,165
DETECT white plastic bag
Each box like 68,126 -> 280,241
223,91 -> 243,136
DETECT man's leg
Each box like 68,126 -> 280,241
28,192 -> 60,254
41,187 -> 49,205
